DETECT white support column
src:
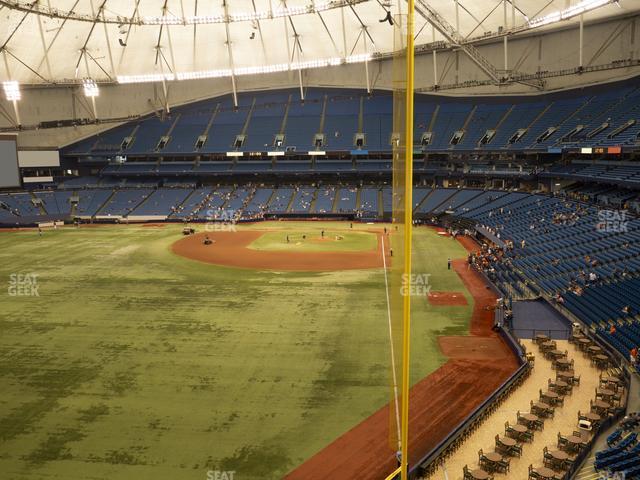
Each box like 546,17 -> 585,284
503,0 -> 508,71
160,66 -> 170,113
2,48 -> 11,79
3,51 -> 20,126
36,15 -> 52,79
432,25 -> 438,87
363,27 -> 370,94
90,96 -> 98,120
294,39 -> 304,101
223,2 -> 238,108
579,13 -> 584,68
454,0 -> 459,32
12,99 -> 20,126
432,50 -> 437,87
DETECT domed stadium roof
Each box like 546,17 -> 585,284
0,0 -> 634,85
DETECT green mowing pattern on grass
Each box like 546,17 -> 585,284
247,229 -> 377,253
0,222 -> 471,480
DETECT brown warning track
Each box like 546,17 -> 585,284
428,291 -> 469,306
172,231 -> 389,271
285,232 -> 519,480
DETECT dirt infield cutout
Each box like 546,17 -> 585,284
172,230 -> 389,271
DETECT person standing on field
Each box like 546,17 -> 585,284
447,258 -> 451,270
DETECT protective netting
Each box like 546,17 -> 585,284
388,11 -> 410,454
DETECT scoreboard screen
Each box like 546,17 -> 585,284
0,135 -> 20,188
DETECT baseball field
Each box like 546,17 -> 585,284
0,221 -> 512,480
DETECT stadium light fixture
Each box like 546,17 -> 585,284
119,54 -> 369,85
83,79 -> 100,97
528,0 -> 613,28
3,81 -> 21,101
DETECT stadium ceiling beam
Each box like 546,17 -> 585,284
96,0 -> 116,78
192,0 -> 198,68
35,0 -> 79,81
116,0 -> 141,73
74,0 -> 109,79
347,3 -> 376,47
0,0 -> 369,25
462,1 -> 503,40
35,0 -> 52,79
0,1 -> 30,51
251,0 -> 269,65
222,0 -> 238,108
316,10 -> 341,58
413,0 -> 502,83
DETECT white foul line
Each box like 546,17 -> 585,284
381,233 -> 402,451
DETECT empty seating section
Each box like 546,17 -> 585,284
359,188 -> 379,215
130,189 -> 193,216
336,188 -> 357,214
90,124 -> 135,155
76,189 -> 113,216
126,118 -> 171,154
59,177 -> 100,189
357,160 -> 391,173
363,93 -> 393,151
549,163 -> 640,186
283,91 -> 323,149
234,161 -> 271,173
412,188 -> 432,212
244,188 -> 273,216
314,187 -> 336,214
273,161 -> 311,173
243,93 -> 287,151
493,102 -> 546,148
268,188 -> 294,213
36,191 -> 74,215
196,162 -> 233,173
97,189 -> 153,216
522,96 -> 588,148
432,189 -> 482,214
416,188 -> 458,214
290,188 -> 315,213
163,108 -> 211,154
203,103 -> 249,153
323,96 -> 359,150
315,160 -> 353,172
382,187 -> 393,214
425,103 -> 472,150
63,82 -> 640,157
456,104 -> 510,150
158,163 -> 195,174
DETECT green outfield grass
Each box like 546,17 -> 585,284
248,229 -> 377,252
0,222 -> 471,480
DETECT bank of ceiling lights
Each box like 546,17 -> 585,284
117,54 -> 371,85
3,81 -> 20,101
528,0 -> 613,28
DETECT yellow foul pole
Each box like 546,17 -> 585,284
401,1 -> 415,479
